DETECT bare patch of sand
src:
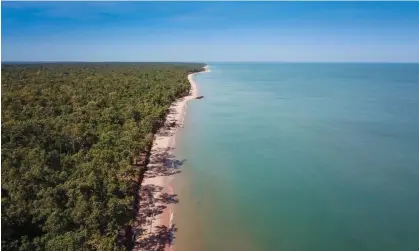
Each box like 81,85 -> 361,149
134,66 -> 208,251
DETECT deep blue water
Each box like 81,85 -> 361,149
175,63 -> 419,251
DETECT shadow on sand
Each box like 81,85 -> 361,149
136,225 -> 178,251
132,146 -> 185,251
145,147 -> 186,178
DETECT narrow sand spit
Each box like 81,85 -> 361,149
134,66 -> 209,251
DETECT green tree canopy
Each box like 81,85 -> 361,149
1,62 -> 205,250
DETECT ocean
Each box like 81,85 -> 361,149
174,63 -> 419,251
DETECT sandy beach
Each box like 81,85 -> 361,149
134,66 -> 208,251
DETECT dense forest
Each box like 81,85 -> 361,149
1,63 -> 205,250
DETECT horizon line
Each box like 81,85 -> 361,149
2,61 -> 419,64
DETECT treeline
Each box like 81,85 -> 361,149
1,63 -> 205,250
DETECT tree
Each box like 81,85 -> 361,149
1,62 -> 205,250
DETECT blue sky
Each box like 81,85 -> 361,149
2,1 -> 419,62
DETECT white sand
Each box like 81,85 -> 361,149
134,66 -> 208,250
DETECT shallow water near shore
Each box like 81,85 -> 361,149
174,63 -> 419,251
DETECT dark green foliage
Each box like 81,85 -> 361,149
1,63 -> 205,250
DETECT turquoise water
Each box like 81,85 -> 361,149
174,63 -> 419,251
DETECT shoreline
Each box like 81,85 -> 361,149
134,65 -> 209,250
